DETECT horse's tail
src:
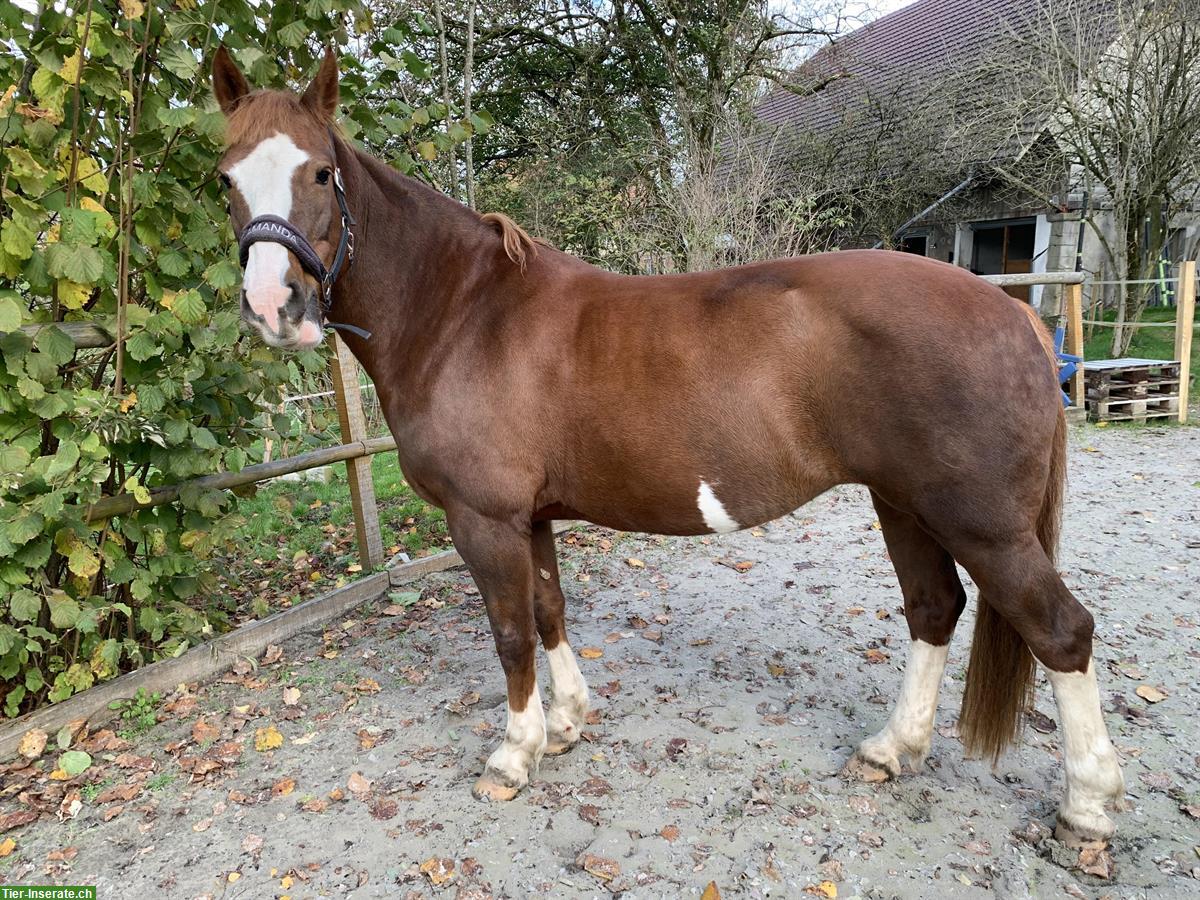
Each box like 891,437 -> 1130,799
959,305 -> 1064,762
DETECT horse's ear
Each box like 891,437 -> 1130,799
301,47 -> 339,122
212,45 -> 250,115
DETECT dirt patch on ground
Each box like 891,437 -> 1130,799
2,424 -> 1198,899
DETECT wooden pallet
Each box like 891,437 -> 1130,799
1083,358 -> 1182,423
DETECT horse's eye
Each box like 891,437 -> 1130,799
316,168 -> 331,185
218,172 -> 231,190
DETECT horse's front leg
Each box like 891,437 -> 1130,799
447,507 -> 546,801
531,521 -> 589,755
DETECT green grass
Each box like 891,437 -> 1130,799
214,454 -> 449,614
1082,305 -> 1198,390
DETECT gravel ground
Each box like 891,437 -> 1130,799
2,423 -> 1198,900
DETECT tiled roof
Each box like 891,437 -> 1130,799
754,0 -> 1112,163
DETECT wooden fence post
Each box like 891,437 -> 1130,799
329,334 -> 384,568
1066,282 -> 1085,409
1176,260 -> 1196,424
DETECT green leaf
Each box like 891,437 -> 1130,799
47,592 -> 81,628
156,105 -> 196,129
172,289 -> 206,325
1,217 -> 37,260
9,589 -> 41,623
159,44 -> 199,80
45,242 -> 105,284
34,325 -> 76,366
0,294 -> 22,332
126,330 -> 161,361
278,20 -> 308,47
158,249 -> 190,277
57,749 -> 92,776
6,509 -> 44,546
45,440 -> 80,480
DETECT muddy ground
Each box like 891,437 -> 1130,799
2,423 -> 1198,899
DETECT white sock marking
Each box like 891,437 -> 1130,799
859,639 -> 948,771
1045,659 -> 1124,837
545,643 -> 589,743
698,479 -> 739,533
486,682 -> 546,786
228,133 -> 310,330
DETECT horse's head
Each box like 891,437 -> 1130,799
211,46 -> 347,349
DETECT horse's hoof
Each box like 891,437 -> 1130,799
543,736 -> 577,757
843,753 -> 897,783
472,771 -> 522,802
1055,815 -> 1114,849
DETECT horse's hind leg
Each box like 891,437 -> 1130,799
531,521 -> 589,755
849,491 -> 966,779
945,531 -> 1125,845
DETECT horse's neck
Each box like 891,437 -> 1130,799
332,145 -> 488,389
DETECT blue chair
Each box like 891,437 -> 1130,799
1053,326 -> 1081,408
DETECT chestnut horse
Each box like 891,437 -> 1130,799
211,48 -> 1125,844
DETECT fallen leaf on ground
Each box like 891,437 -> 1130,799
701,883 -> 721,900
660,824 -> 680,842
57,750 -> 91,777
255,725 -> 284,751
1077,846 -> 1112,879
1135,685 -> 1167,703
0,838 -> 14,857
370,799 -> 398,820
579,647 -> 604,659
577,852 -> 620,882
420,857 -> 456,886
96,783 -> 140,804
261,644 -> 283,665
241,833 -> 264,856
282,687 -> 301,706
625,558 -> 645,568
272,778 -> 296,797
863,648 -> 890,664
578,804 -> 601,826
347,772 -> 371,797
18,729 -> 47,760
193,817 -> 213,833
805,882 -> 837,898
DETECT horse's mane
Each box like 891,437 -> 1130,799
480,212 -> 542,272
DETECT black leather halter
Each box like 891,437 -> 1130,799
236,132 -> 370,340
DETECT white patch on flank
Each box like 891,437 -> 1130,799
485,682 -> 547,786
698,479 -> 739,533
858,639 -> 949,772
545,643 -> 589,744
1046,660 -> 1125,838
228,133 -> 310,332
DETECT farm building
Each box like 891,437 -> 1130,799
752,0 -> 1200,314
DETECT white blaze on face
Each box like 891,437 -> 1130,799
228,133 -> 310,332
698,479 -> 739,533
1045,659 -> 1125,838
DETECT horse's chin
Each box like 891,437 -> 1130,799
253,318 -> 325,350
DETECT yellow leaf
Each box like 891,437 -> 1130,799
416,141 -> 437,161
59,51 -> 82,84
254,725 -> 283,752
701,883 -> 721,900
74,155 -> 108,195
57,279 -> 91,309
1136,684 -> 1167,703
0,838 -> 15,858
119,0 -> 145,17
49,768 -> 69,780
18,728 -> 47,760
119,391 -> 137,413
626,557 -> 645,568
159,289 -> 176,310
227,871 -> 240,883
280,875 -> 294,890
579,647 -> 604,659
805,882 -> 836,898
419,857 -> 456,886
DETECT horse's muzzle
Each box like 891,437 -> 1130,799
241,280 -> 323,349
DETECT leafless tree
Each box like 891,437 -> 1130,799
992,0 -> 1200,354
